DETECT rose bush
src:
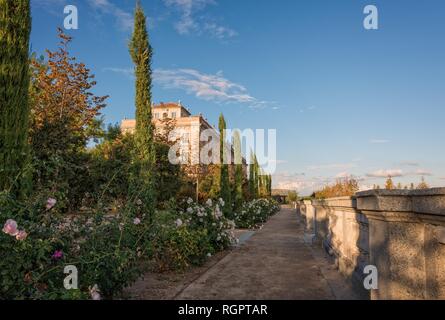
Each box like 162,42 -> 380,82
148,198 -> 237,271
234,199 -> 280,229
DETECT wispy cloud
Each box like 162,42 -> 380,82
307,163 -> 357,171
153,68 -> 271,108
203,22 -> 237,39
104,67 -> 273,109
413,169 -> 432,176
87,0 -> 133,31
103,67 -> 134,78
163,0 -> 236,39
399,161 -> 420,167
366,169 -> 404,178
370,139 -> 390,144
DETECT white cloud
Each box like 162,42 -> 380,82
413,169 -> 432,176
370,139 -> 390,144
399,161 -> 420,167
163,0 -> 236,39
153,68 -> 269,108
203,23 -> 237,39
103,67 -> 134,78
307,163 -> 357,171
335,172 -> 352,179
104,67 -> 274,109
87,0 -> 133,31
366,169 -> 404,178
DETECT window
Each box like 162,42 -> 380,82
171,112 -> 177,119
154,113 -> 160,119
163,113 -> 168,119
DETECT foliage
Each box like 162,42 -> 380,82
385,176 -> 395,190
0,0 -> 32,196
314,178 -> 359,199
417,177 -> 430,190
288,191 -> 298,202
144,198 -> 237,271
29,29 -> 108,211
233,131 -> 244,210
233,199 -> 280,229
218,114 -> 232,216
128,3 -> 156,222
0,191 -> 150,300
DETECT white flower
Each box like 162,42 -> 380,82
187,197 -> 193,205
133,218 -> 141,225
207,253 -> 212,257
206,199 -> 213,207
175,219 -> 183,228
90,284 -> 101,300
187,207 -> 194,214
214,205 -> 223,219
219,198 -> 225,207
46,198 -> 57,210
136,199 -> 143,206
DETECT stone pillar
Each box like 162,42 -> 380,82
357,189 -> 445,300
303,200 -> 316,243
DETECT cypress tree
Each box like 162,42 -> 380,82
233,130 -> 243,210
129,2 -> 156,218
218,114 -> 231,214
248,151 -> 255,200
253,154 -> 259,198
0,0 -> 32,195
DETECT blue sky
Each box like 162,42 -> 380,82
31,0 -> 445,194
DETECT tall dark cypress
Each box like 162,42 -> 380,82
0,0 -> 32,195
248,151 -> 255,200
129,2 -> 156,217
233,130 -> 243,210
219,114 -> 231,215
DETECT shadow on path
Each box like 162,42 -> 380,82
175,206 -> 361,300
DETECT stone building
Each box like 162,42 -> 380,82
121,102 -> 246,169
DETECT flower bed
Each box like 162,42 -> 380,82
0,194 -> 238,300
234,199 -> 280,229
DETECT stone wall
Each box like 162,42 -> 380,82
297,188 -> 445,300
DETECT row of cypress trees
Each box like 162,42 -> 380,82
218,113 -> 273,215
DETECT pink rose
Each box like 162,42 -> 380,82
52,250 -> 64,260
16,230 -> 28,241
2,219 -> 19,236
46,198 -> 57,210
90,284 -> 101,300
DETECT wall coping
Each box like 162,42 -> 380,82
299,188 -> 445,217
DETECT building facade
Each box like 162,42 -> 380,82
121,102 -> 244,168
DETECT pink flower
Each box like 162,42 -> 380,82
46,198 -> 57,210
90,284 -> 101,300
2,219 -> 19,236
52,250 -> 64,260
16,230 -> 28,241
133,218 -> 141,225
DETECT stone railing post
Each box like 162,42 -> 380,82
356,189 -> 445,300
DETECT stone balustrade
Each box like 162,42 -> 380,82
297,188 -> 445,300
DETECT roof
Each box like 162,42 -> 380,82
153,102 -> 191,116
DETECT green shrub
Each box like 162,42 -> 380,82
234,199 -> 280,229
